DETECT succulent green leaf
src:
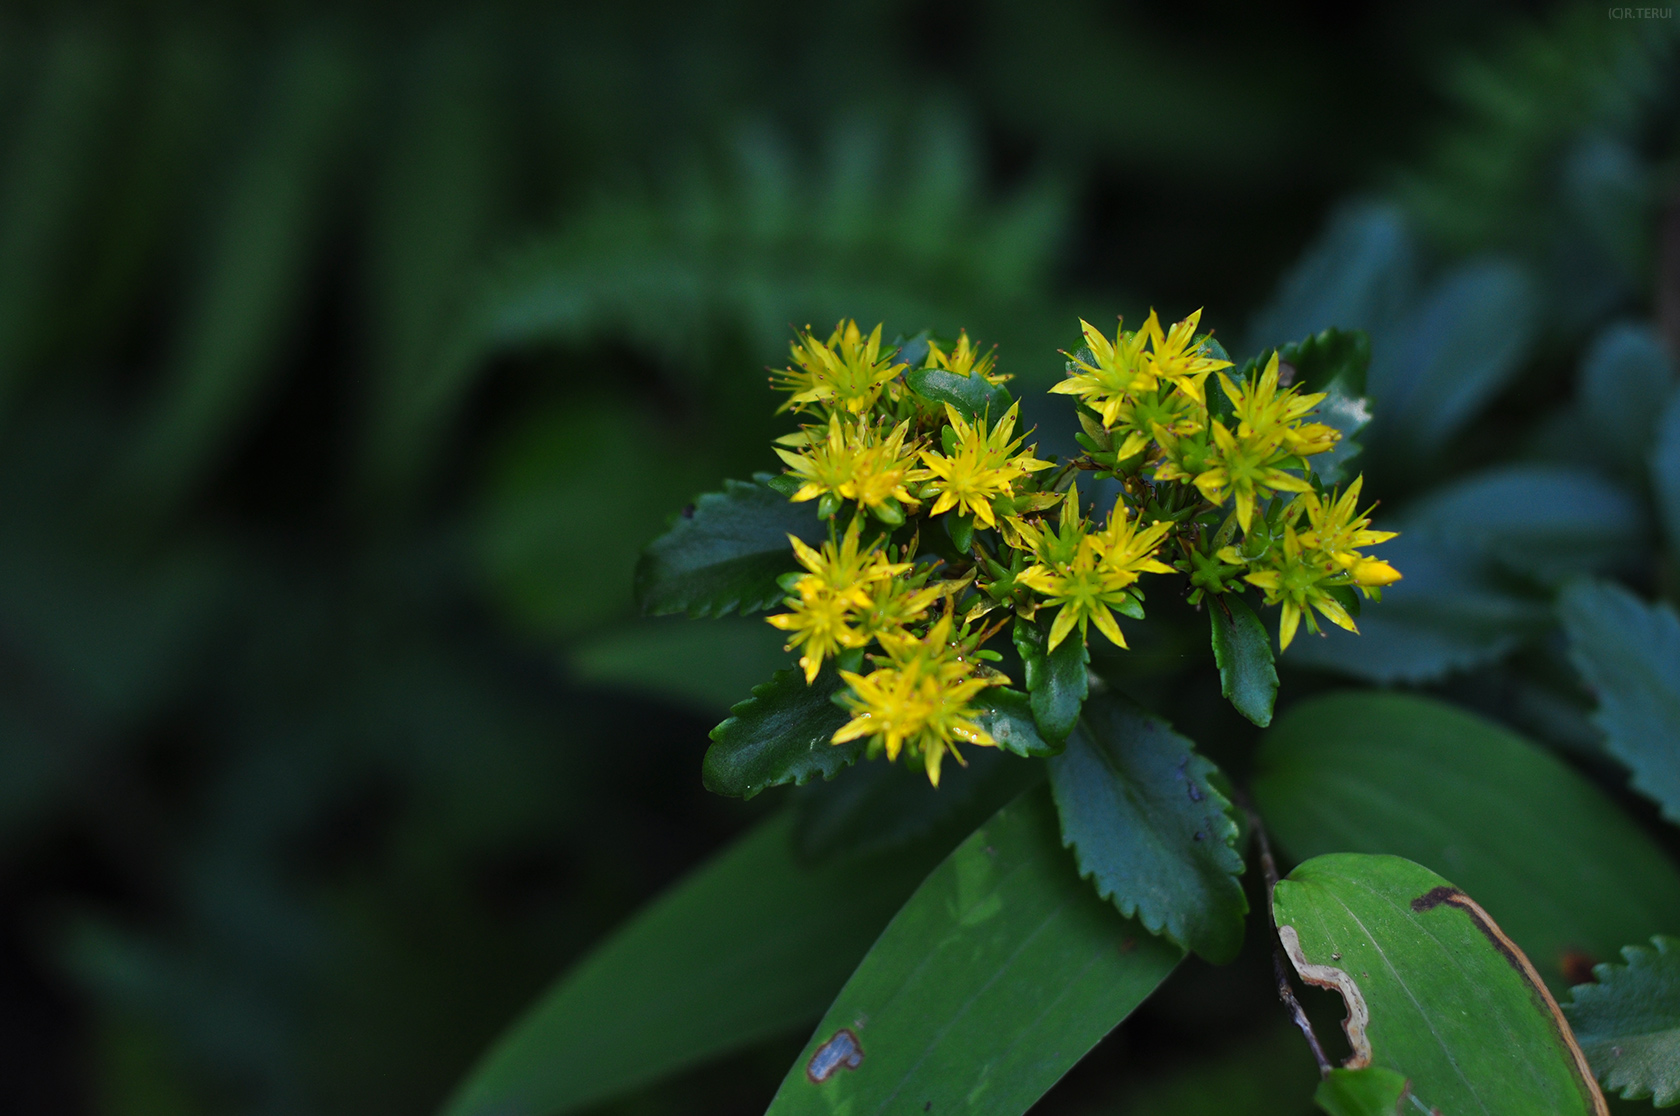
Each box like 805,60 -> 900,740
1403,465 -> 1645,583
1579,323 -> 1674,478
703,666 -> 860,798
441,811 -> 951,1116
1209,595 -> 1277,727
1314,1066 -> 1410,1116
1655,387 -> 1680,555
1565,936 -> 1680,1106
1047,694 -> 1247,962
1254,692 -> 1680,993
904,363 -> 1012,422
634,474 -> 823,619
791,747 -> 1040,863
1013,615 -> 1088,743
971,685 -> 1058,758
765,787 -> 1182,1116
1273,854 -> 1604,1114
1561,579 -> 1680,824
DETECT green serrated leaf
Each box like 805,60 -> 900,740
904,363 -> 1011,421
791,746 -> 1039,863
1014,614 -> 1088,743
1561,579 -> 1680,824
1209,595 -> 1276,727
1274,853 -> 1603,1114
634,474 -> 823,619
1565,936 -> 1680,1106
1254,692 -> 1680,993
1315,1066 -> 1410,1116
704,666 -> 860,798
1280,327 -> 1371,396
971,685 -> 1058,758
765,787 -> 1182,1116
441,811 -> 950,1116
1047,693 -> 1248,962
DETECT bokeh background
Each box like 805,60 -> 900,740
0,2 -> 1674,1113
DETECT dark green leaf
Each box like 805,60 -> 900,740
1279,327 -> 1370,396
442,811 -> 950,1116
791,746 -> 1039,863
1314,1067 -> 1410,1116
1561,579 -> 1680,824
704,665 -> 860,798
1371,259 -> 1537,455
1579,323 -> 1673,478
634,474 -> 823,619
904,363 -> 1011,421
1209,595 -> 1277,727
1403,465 -> 1644,583
1244,203 -> 1414,359
1254,692 -> 1680,992
1047,694 -> 1248,962
568,617 -> 792,715
1565,936 -> 1680,1106
1274,854 -> 1603,1114
974,684 -> 1059,758
1014,615 -> 1088,743
765,787 -> 1182,1116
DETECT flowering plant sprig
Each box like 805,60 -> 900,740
749,313 -> 1401,785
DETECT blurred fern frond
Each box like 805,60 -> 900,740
1398,7 -> 1680,255
365,115 -> 1071,496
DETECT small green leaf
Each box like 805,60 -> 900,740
765,787 -> 1183,1116
1274,853 -> 1603,1114
1047,694 -> 1248,962
1209,595 -> 1277,727
634,475 -> 823,619
441,812 -> 951,1116
973,685 -> 1058,758
1565,936 -> 1680,1106
1014,615 -> 1088,743
1560,579 -> 1680,824
1254,692 -> 1680,992
904,363 -> 1011,422
1315,1066 -> 1410,1116
791,747 -> 1039,863
703,666 -> 860,798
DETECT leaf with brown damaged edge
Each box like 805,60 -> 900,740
1254,692 -> 1680,993
765,786 -> 1182,1116
1273,853 -> 1606,1115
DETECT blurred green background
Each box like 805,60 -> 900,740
0,2 -> 1674,1113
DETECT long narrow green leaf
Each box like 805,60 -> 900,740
441,810 -> 947,1116
1253,692 -> 1680,992
765,786 -> 1182,1116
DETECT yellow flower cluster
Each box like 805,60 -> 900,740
761,313 -> 1399,785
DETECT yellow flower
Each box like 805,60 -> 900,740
833,616 -> 999,786
774,413 -> 923,514
766,519 -> 906,681
1294,476 -> 1399,584
918,402 -> 1051,529
772,320 -> 905,415
855,569 -> 946,645
1141,308 -> 1230,406
1049,317 -> 1156,428
926,330 -> 1008,384
1186,354 -> 1334,533
1242,523 -> 1358,651
1017,490 -> 1173,651
1101,386 -> 1203,462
